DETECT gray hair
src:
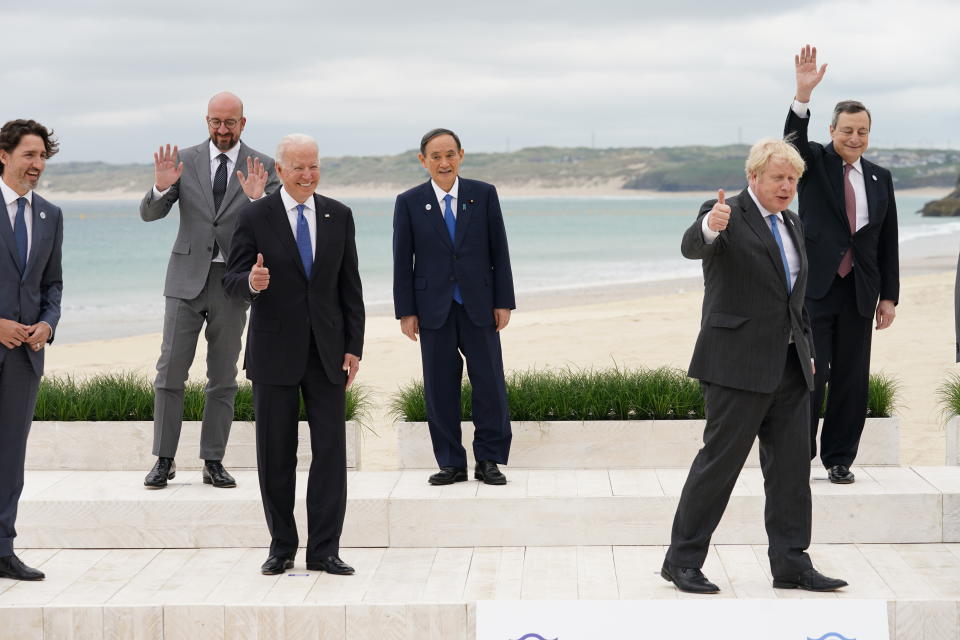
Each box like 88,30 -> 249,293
276,133 -> 319,167
831,100 -> 872,129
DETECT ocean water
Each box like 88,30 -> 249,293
57,193 -> 957,343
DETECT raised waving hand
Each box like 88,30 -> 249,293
795,44 -> 827,103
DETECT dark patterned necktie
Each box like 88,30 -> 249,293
212,153 -> 228,258
14,196 -> 27,270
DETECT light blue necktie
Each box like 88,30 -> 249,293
443,194 -> 462,304
768,215 -> 792,294
14,197 -> 27,271
295,204 -> 313,277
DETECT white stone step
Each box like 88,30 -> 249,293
1,544 -> 959,639
397,418 -> 901,469
14,467 -> 959,549
25,421 -> 362,471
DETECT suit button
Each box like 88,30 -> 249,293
207,246 -> 213,252
213,222 -> 218,228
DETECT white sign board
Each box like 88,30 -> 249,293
477,600 -> 889,640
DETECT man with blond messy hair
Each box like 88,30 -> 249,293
661,138 -> 847,595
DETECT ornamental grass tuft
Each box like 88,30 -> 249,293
936,371 -> 960,418
33,371 -> 367,422
390,367 -> 899,422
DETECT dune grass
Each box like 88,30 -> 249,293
33,371 -> 368,423
936,372 -> 960,418
390,367 -> 899,422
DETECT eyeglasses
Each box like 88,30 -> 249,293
836,127 -> 870,137
207,118 -> 240,129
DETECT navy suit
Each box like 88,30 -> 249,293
224,190 -> 364,563
785,108 -> 900,468
393,178 -> 515,468
0,191 -> 62,558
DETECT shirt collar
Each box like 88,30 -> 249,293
431,177 -> 459,206
280,186 -> 315,213
747,186 -> 783,221
209,140 -> 241,165
0,179 -> 31,208
846,158 -> 863,174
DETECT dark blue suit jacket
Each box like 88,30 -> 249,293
785,108 -> 899,318
0,191 -> 63,376
393,178 -> 515,330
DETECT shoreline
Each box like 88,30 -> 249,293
44,185 -> 954,202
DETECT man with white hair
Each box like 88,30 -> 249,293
224,134 -> 364,576
661,138 -> 847,594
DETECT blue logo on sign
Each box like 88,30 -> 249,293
808,634 -> 855,640
515,635 -> 557,640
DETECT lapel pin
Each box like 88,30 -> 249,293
39,211 -> 46,220
462,204 -> 466,211
872,174 -> 878,181
468,199 -> 476,205
425,204 -> 432,211
323,213 -> 330,218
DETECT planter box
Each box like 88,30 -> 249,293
397,417 -> 900,469
948,416 -> 960,465
25,421 -> 360,471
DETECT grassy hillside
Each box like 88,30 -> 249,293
39,145 -> 960,193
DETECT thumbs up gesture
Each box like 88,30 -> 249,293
250,253 -> 270,292
707,189 -> 731,232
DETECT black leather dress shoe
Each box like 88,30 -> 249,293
307,555 -> 355,575
773,568 -> 848,591
660,561 -> 720,594
144,457 -> 175,489
203,460 -> 236,488
0,554 -> 45,581
474,460 -> 507,485
260,555 -> 294,575
428,467 -> 467,485
827,464 -> 855,484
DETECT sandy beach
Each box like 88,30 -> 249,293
45,256 -> 960,469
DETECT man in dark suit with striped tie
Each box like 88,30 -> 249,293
661,138 -> 846,594
0,119 -> 63,581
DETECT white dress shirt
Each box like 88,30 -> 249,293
792,99 -> 868,232
153,141 -> 243,264
249,187 -> 317,294
1,180 -> 33,258
431,177 -> 460,220
700,187 -> 800,289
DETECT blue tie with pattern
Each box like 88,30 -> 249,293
443,194 -> 462,304
295,204 -> 313,277
14,197 -> 27,271
768,215 -> 792,294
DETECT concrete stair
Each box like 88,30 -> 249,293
13,467 -> 960,549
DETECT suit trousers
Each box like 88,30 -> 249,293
0,347 -> 41,557
419,302 -> 511,469
152,263 -> 249,460
252,338 -> 346,563
666,344 -> 814,578
807,273 -> 873,468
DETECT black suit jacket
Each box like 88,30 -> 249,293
0,192 -> 63,376
223,190 -> 364,386
682,190 -> 814,394
392,178 -> 515,330
785,108 -> 899,318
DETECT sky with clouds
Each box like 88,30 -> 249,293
4,0 -> 958,162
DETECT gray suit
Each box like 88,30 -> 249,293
0,191 -> 62,557
665,189 -> 816,578
140,140 -> 279,460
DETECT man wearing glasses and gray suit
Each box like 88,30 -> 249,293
140,92 -> 280,489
